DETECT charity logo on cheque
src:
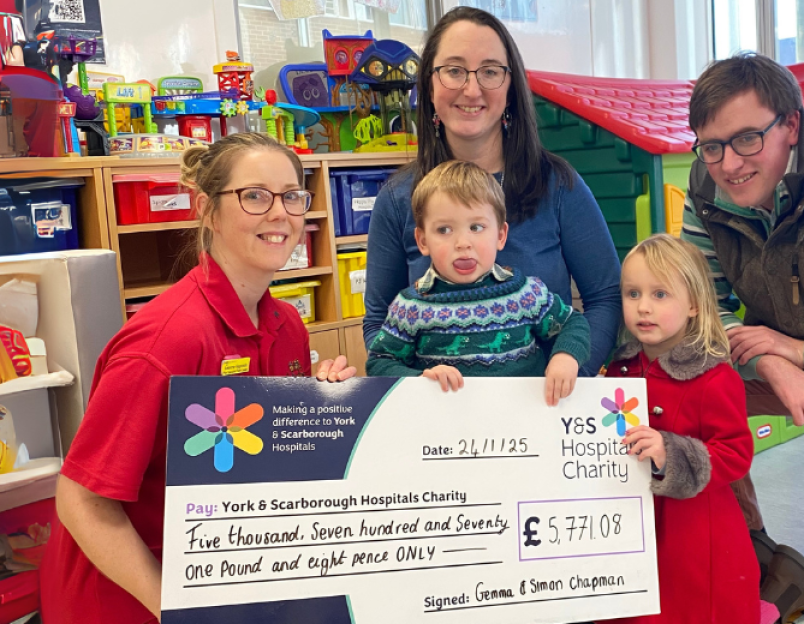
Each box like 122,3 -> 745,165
601,388 -> 640,436
184,387 -> 264,472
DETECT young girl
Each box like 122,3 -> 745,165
603,233 -> 759,624
39,133 -> 355,624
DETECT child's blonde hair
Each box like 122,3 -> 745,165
623,233 -> 730,358
412,161 -> 506,229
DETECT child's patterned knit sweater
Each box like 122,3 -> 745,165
366,266 -> 591,377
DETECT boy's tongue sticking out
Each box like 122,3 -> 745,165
453,258 -> 477,274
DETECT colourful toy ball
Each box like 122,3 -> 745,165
64,84 -> 101,120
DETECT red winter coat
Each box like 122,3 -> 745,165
601,340 -> 759,624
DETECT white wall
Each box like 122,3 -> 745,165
88,0 -> 713,87
590,0 -> 712,80
647,0 -> 712,80
439,0 -> 596,75
440,0 -> 710,79
591,0 -> 650,78
499,1 -> 596,75
90,0 -> 239,87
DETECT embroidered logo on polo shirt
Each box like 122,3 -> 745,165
288,359 -> 303,376
184,387 -> 264,472
601,388 -> 640,436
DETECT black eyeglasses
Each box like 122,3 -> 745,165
432,65 -> 511,90
216,187 -> 314,216
692,115 -> 783,164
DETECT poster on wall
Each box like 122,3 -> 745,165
456,0 -> 537,23
268,0 -> 325,21
19,0 -> 105,63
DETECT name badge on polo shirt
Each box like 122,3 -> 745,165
221,356 -> 250,376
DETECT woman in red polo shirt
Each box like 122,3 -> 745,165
39,133 -> 355,623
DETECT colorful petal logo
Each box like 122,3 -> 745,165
601,388 -> 640,436
184,387 -> 264,472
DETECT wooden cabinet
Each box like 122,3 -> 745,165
0,152 -> 412,375
308,330 -> 341,377
344,324 -> 368,377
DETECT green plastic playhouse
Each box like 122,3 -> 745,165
527,71 -> 696,260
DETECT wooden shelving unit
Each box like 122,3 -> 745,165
0,157 -> 110,252
336,234 -> 368,246
0,152 -> 414,375
118,220 -> 197,234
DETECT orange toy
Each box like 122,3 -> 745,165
0,325 -> 31,377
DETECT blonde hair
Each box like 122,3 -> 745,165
179,133 -> 304,258
622,233 -> 729,358
411,161 -> 506,229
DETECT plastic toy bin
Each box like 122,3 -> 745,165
270,280 -> 321,324
0,570 -> 38,624
338,251 -> 367,318
0,498 -> 56,624
329,168 -> 394,236
279,223 -> 319,272
113,173 -> 193,225
0,178 -> 83,256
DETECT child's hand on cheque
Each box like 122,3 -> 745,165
422,365 -> 464,392
622,426 -> 666,471
544,353 -> 579,406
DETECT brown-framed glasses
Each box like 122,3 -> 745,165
216,187 -> 314,216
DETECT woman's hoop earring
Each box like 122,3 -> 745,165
502,108 -> 512,137
432,112 -> 441,138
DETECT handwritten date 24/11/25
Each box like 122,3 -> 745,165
422,439 -> 529,458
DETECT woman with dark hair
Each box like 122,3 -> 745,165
363,7 -> 621,376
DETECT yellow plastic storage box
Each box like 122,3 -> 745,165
337,251 -> 367,318
269,280 -> 321,324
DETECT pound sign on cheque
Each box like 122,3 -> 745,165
523,516 -> 541,547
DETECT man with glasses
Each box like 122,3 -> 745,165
682,52 -> 804,615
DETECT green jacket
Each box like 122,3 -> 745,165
682,128 -> 804,380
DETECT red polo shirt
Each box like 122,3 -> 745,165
40,257 -> 310,624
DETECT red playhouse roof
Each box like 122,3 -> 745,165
529,64 -> 804,156
528,70 -> 696,155
783,61 -> 804,85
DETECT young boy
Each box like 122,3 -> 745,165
366,161 -> 590,405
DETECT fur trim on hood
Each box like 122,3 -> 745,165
612,338 -> 728,381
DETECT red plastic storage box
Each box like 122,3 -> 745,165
0,498 -> 56,624
0,571 -> 38,623
125,299 -> 151,320
113,173 -> 194,225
